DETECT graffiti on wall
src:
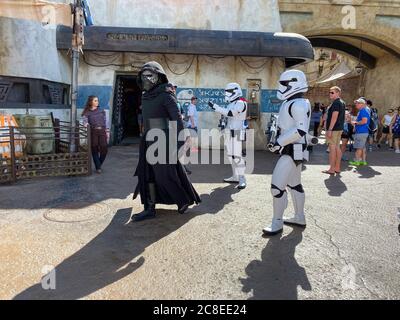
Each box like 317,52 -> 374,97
261,90 -> 281,113
176,88 -> 234,112
77,85 -> 282,114
176,88 -> 281,113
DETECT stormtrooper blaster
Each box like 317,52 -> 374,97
306,134 -> 319,146
269,133 -> 318,149
265,114 -> 279,146
218,115 -> 228,130
209,101 -> 228,131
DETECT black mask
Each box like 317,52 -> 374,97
141,70 -> 159,91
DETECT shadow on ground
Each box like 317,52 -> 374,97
13,185 -> 238,300
324,175 -> 348,197
0,144 -> 393,212
240,228 -> 311,300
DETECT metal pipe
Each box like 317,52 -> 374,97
70,0 -> 84,152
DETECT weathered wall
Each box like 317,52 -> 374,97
1,0 -> 285,149
90,0 -> 282,32
279,0 -> 400,112
364,54 -> 400,110
75,0 -> 285,149
0,17 -> 70,83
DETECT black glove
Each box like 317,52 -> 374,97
208,101 -> 215,110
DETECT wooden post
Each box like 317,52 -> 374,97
9,126 -> 16,182
75,120 -> 80,150
54,118 -> 60,153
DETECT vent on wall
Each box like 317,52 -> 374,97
0,83 -> 11,103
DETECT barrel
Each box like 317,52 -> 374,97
22,115 -> 55,155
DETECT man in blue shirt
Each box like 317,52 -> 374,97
349,98 -> 370,166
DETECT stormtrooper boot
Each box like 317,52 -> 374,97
224,176 -> 239,183
133,183 -> 156,222
224,159 -> 239,183
263,190 -> 288,236
224,160 -> 239,183
237,175 -> 246,189
284,185 -> 306,227
283,213 -> 306,227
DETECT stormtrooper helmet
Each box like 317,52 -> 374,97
224,83 -> 242,103
277,69 -> 308,101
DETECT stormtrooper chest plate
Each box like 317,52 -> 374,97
277,100 -> 297,133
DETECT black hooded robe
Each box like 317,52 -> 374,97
133,62 -> 201,209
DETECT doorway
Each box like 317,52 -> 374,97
112,75 -> 142,145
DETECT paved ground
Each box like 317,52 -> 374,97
0,142 -> 399,300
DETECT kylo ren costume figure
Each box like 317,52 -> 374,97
132,61 -> 201,222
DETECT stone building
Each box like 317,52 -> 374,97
0,0 -> 315,149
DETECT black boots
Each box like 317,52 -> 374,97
133,183 -> 157,222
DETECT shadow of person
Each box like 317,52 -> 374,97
240,229 -> 311,300
324,175 -> 348,197
354,166 -> 382,179
190,184 -> 240,215
14,185 -> 238,300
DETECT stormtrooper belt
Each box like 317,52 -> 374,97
281,143 -> 307,164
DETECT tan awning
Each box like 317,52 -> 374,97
0,0 -> 72,27
316,61 -> 352,84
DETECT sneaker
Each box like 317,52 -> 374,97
237,176 -> 246,190
349,160 -> 361,166
395,149 -> 400,154
360,161 -> 368,166
377,144 -> 381,149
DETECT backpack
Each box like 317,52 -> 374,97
368,118 -> 377,134
367,109 -> 377,134
393,115 -> 400,134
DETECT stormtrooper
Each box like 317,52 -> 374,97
263,69 -> 311,235
208,83 -> 247,189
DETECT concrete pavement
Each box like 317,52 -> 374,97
0,144 -> 399,299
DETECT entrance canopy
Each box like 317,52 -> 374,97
57,26 -> 314,68
316,61 -> 353,84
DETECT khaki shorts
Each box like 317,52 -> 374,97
326,130 -> 342,146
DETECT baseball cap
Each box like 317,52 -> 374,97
354,98 -> 366,104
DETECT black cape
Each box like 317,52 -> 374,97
133,63 -> 200,208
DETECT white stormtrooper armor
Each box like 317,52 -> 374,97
263,70 -> 311,235
209,83 -> 247,189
